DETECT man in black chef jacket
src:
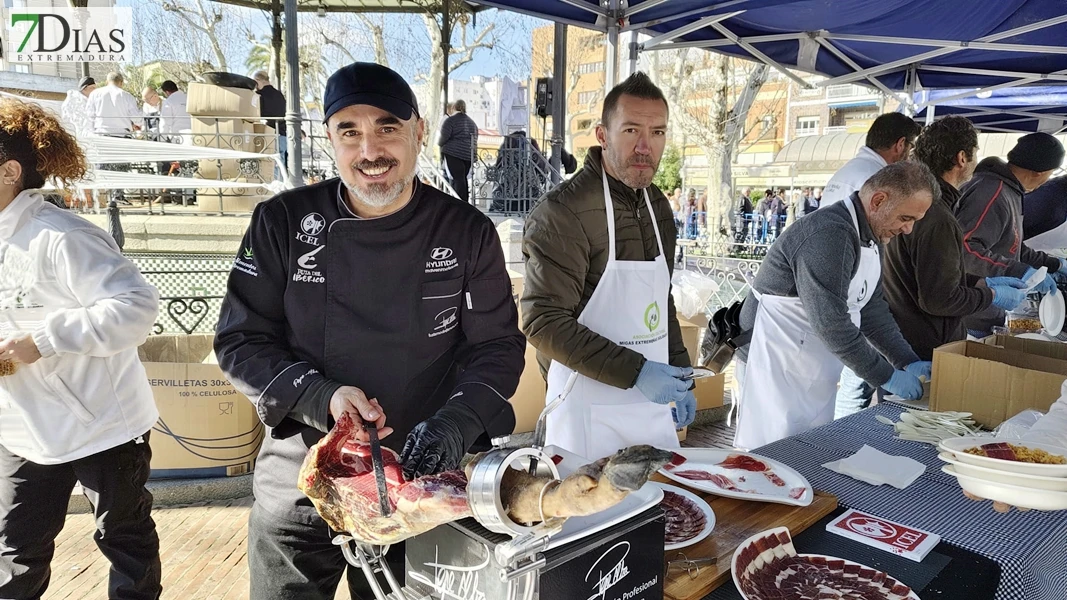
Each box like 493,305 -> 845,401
214,62 -> 525,600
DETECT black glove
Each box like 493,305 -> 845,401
400,403 -> 484,481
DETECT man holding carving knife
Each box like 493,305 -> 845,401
214,63 -> 524,600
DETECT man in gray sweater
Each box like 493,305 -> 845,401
733,162 -> 936,449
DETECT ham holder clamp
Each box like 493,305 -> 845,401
330,371 -> 670,600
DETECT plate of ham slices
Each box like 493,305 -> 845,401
732,527 -> 920,600
659,449 -> 814,507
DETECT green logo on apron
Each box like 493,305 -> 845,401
644,302 -> 661,332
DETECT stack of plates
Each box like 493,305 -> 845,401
939,436 -> 1067,510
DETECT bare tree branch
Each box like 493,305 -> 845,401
161,0 -> 227,71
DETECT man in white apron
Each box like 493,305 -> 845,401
522,72 -> 695,460
733,162 -> 939,450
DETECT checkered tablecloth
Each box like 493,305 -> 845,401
753,403 -> 1067,600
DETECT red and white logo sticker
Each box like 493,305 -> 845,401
827,509 -> 940,561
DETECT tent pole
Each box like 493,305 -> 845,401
605,0 -> 620,91
903,68 -> 917,117
626,31 -> 639,77
284,0 -> 303,188
550,23 -> 567,184
925,103 -> 935,125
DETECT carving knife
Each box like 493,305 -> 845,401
365,421 -> 391,517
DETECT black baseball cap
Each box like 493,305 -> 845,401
78,76 -> 95,90
322,62 -> 420,124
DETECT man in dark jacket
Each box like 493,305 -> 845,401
955,132 -> 1067,335
254,71 -> 288,168
215,63 -> 524,600
881,116 -> 1028,365
438,98 -> 478,203
522,72 -> 694,460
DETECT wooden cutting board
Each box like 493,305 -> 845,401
655,473 -> 839,600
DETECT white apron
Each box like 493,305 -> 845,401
544,169 -> 679,460
1026,219 -> 1067,254
734,199 -> 880,449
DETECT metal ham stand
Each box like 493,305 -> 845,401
336,372 -> 580,600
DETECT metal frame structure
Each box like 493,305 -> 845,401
466,0 -> 1067,110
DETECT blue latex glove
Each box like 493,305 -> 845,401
1059,258 -> 1067,275
1024,267 -> 1057,295
904,361 -> 932,380
635,361 -> 691,405
985,276 -> 1028,289
883,370 -> 923,400
989,282 -> 1027,310
671,388 -> 697,428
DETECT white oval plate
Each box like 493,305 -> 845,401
938,452 -> 1067,492
659,449 -> 814,506
943,465 -> 1067,511
650,482 -> 716,551
731,526 -> 920,600
541,445 -> 663,550
939,437 -> 1067,477
1040,287 -> 1065,337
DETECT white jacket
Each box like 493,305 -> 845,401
820,146 -> 888,206
160,90 -> 192,134
0,190 -> 160,464
85,84 -> 143,136
60,90 -> 92,137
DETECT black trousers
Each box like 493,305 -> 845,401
444,154 -> 472,204
248,501 -> 405,600
0,432 -> 161,600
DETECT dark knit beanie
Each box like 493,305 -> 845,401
1007,132 -> 1065,172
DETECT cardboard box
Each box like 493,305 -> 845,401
137,334 -> 263,479
511,343 -> 546,434
187,82 -> 259,117
508,269 -> 524,324
931,340 -> 1067,429
680,319 -> 726,410
980,334 -> 1067,359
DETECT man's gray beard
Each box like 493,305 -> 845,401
344,174 -> 409,208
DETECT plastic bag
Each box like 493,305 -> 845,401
671,271 -> 719,320
992,409 -> 1045,440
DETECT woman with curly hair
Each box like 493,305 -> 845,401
0,97 -> 162,599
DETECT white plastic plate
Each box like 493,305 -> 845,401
1040,287 -> 1065,337
938,452 -> 1067,492
541,445 -> 664,550
731,526 -> 920,600
659,448 -> 814,506
938,436 -> 1067,477
942,466 -> 1067,511
649,481 -> 716,551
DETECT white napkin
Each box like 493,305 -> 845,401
822,445 -> 926,489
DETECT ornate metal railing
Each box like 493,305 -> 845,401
126,253 -> 232,335
472,144 -> 560,216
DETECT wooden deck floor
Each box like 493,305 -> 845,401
47,419 -> 736,599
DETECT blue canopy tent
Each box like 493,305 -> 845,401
469,0 -> 1067,105
910,86 -> 1067,133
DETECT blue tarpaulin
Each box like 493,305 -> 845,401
911,86 -> 1067,133
471,0 -> 1067,92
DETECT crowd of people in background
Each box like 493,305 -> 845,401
666,182 -> 825,248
